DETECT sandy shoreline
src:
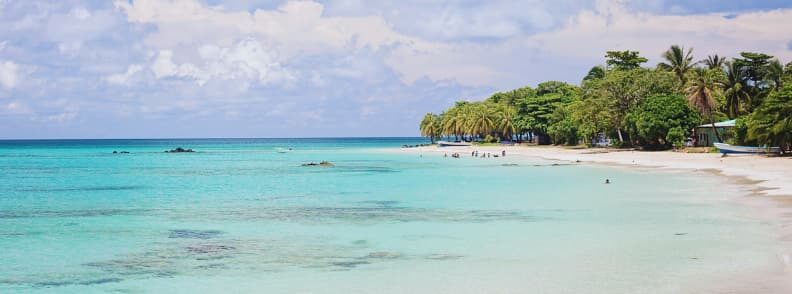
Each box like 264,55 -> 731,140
397,144 -> 792,292
402,145 -> 792,196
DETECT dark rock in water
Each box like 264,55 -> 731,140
301,161 -> 334,167
80,277 -> 123,285
165,147 -> 194,153
168,229 -> 223,239
186,244 -> 235,254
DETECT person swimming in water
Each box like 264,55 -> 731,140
605,179 -> 610,184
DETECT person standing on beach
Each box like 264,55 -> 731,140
502,150 -> 506,157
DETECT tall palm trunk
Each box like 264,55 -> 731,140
709,116 -> 722,143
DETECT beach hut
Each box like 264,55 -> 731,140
693,119 -> 735,147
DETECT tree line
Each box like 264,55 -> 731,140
420,46 -> 792,150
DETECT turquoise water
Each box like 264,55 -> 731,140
0,138 -> 780,293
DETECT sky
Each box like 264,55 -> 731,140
1,0 -> 792,139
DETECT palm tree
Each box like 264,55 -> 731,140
722,61 -> 751,118
466,105 -> 495,138
703,54 -> 726,70
494,105 -> 516,140
685,68 -> 724,142
658,45 -> 696,85
419,113 -> 440,143
441,107 -> 465,141
747,84 -> 792,150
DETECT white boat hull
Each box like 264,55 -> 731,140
437,141 -> 472,147
714,143 -> 780,154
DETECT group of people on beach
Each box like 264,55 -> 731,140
444,150 -> 507,159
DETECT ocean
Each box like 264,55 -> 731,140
0,138 -> 780,293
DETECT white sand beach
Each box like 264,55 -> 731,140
405,145 -> 792,196
400,144 -> 792,292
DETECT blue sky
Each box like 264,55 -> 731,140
1,0 -> 791,139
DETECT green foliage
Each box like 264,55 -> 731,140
767,59 -> 784,89
625,94 -> 701,147
684,68 -> 724,117
583,66 -> 605,81
667,127 -> 686,148
733,52 -> 773,87
419,113 -> 441,143
547,106 -> 578,145
486,86 -> 534,107
568,98 -> 612,144
684,68 -> 727,142
515,81 -> 579,144
733,52 -> 775,110
438,101 -> 517,141
746,84 -> 792,148
605,50 -> 648,71
722,61 -> 751,118
580,68 -> 678,144
733,117 -> 752,145
422,47 -> 791,151
784,62 -> 792,83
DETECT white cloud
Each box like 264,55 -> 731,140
115,0 -> 511,87
0,60 -> 19,89
528,0 -> 792,63
115,0 -> 420,85
150,38 -> 293,86
322,0 -> 587,41
388,0 -> 792,88
105,64 -> 143,85
117,0 -> 408,53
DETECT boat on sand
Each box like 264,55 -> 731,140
713,143 -> 780,154
437,141 -> 472,147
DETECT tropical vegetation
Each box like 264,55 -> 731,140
419,46 -> 792,152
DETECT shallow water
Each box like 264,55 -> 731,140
0,138 -> 780,293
